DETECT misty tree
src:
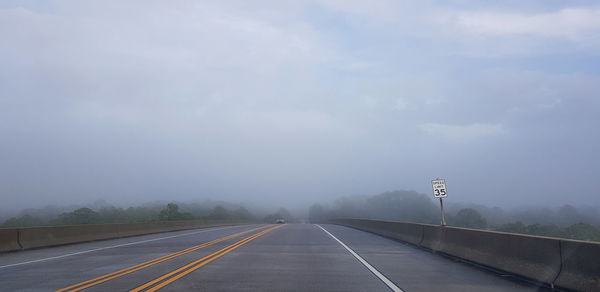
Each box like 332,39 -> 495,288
231,207 -> 254,221
121,206 -> 161,222
555,205 -> 585,227
331,196 -> 369,219
1,200 -> 261,227
497,222 -> 560,237
207,206 -> 231,220
177,203 -> 211,218
451,208 -> 487,229
52,208 -> 101,225
307,190 -> 439,224
497,221 -> 527,234
159,203 -> 193,221
495,221 -> 600,242
366,191 -> 438,223
96,207 -> 129,224
560,223 -> 600,241
1,214 -> 44,228
526,224 -> 560,237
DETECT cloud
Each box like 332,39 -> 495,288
420,123 -> 506,141
316,0 -> 405,21
362,95 -> 377,109
440,8 -> 600,41
393,97 -> 418,111
1,1 -> 599,210
536,98 -> 562,110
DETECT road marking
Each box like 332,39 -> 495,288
56,225 -> 269,292
131,224 -> 285,292
0,225 -> 244,270
133,224 -> 283,292
316,224 -> 403,292
0,225 -> 249,270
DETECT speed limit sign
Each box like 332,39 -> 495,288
432,179 -> 447,198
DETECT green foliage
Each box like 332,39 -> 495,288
496,221 -> 527,234
309,190 -> 439,224
122,206 -> 163,222
159,203 -> 194,221
1,214 -> 44,228
561,223 -> 600,241
366,191 -> 438,223
525,224 -> 561,237
450,208 -> 487,229
1,202 -> 256,227
231,207 -> 254,221
207,206 -> 231,220
51,208 -> 101,225
496,221 -> 600,242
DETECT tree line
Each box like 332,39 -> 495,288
1,202 -> 296,227
309,190 -> 600,242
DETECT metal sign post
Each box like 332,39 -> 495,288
431,179 -> 448,226
439,197 -> 446,226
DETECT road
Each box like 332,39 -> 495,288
0,223 -> 547,291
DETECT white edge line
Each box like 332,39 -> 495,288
0,225 -> 249,269
316,224 -> 403,292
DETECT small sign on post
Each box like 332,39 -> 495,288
431,179 -> 447,226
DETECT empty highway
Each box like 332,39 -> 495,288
0,223 -> 546,291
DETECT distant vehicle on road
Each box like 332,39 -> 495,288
275,218 -> 285,224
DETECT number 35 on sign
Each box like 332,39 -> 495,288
432,179 -> 448,198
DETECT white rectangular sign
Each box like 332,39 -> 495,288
431,179 -> 447,198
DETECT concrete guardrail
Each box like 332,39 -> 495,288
330,218 -> 600,292
554,240 -> 600,291
0,220 -> 246,253
0,229 -> 21,252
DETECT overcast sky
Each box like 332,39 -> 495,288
1,0 -> 599,211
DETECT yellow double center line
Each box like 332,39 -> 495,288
57,225 -> 270,292
131,224 -> 285,292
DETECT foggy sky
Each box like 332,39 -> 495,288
1,0 -> 600,212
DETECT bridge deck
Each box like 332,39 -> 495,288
0,224 -> 545,291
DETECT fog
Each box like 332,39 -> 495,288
2,1 -> 600,217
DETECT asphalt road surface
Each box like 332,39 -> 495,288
0,223 -> 547,291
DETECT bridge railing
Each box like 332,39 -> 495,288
330,218 -> 600,292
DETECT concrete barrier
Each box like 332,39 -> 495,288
554,240 -> 600,291
420,224 -> 444,251
117,221 -> 174,238
19,224 -> 121,250
331,219 -> 423,246
432,226 -> 561,284
330,218 -> 599,291
16,220 -> 245,250
116,221 -> 232,238
0,228 -> 21,252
